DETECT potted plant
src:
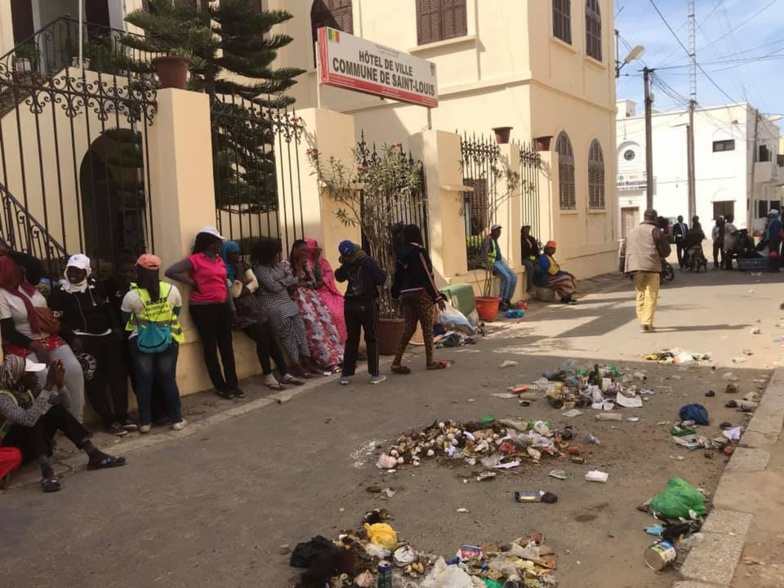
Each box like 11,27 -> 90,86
14,42 -> 40,73
492,126 -> 513,144
152,48 -> 193,89
470,165 -> 522,320
535,135 -> 553,152
309,143 -> 424,354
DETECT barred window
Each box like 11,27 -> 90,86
464,178 -> 489,236
588,140 -> 605,209
417,0 -> 468,45
557,132 -> 576,210
585,0 -> 602,61
312,0 -> 353,64
553,0 -> 572,44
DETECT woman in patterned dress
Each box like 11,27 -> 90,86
251,238 -> 319,379
287,240 -> 344,373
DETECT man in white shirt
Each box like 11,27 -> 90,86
723,214 -> 738,270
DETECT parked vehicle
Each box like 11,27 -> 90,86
661,259 -> 675,282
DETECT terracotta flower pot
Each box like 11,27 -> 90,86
475,296 -> 501,321
152,55 -> 191,90
492,126 -> 513,144
378,317 -> 406,355
535,135 -> 553,152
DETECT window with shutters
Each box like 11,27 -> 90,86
416,0 -> 468,45
588,140 -> 605,209
585,0 -> 602,61
311,0 -> 354,65
553,0 -> 572,44
557,132 -> 576,210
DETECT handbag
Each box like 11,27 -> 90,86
34,307 -> 61,335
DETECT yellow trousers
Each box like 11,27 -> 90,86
633,272 -> 660,327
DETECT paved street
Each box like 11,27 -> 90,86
1,267 -> 783,588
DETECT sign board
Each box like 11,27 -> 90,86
317,27 -> 438,108
617,173 -> 648,191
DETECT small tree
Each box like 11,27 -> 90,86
308,144 -> 424,317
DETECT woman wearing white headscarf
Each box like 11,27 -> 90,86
48,254 -> 134,437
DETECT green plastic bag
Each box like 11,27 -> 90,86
484,580 -> 503,588
650,477 -> 706,519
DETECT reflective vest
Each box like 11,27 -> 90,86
125,282 -> 185,344
486,238 -> 499,267
0,389 -> 34,442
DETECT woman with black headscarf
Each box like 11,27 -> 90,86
166,226 -> 240,400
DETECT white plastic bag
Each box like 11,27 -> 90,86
437,304 -> 476,335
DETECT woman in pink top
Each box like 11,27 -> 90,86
166,226 -> 240,400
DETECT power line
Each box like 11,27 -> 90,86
647,0 -> 692,61
699,0 -> 782,52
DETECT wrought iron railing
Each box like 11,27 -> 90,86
211,92 -> 304,252
0,16 -> 156,84
0,181 -> 67,270
460,133 -> 500,270
518,141 -> 542,242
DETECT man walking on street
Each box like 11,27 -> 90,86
673,215 -> 689,267
483,224 -> 517,309
712,217 -> 725,269
620,209 -> 672,333
335,241 -> 387,386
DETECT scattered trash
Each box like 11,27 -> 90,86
514,490 -> 558,503
742,348 -> 754,355
456,508 -> 470,514
669,455 -> 685,461
616,392 -> 644,409
376,454 -> 398,470
627,417 -> 640,423
645,349 -> 711,365
645,525 -> 664,536
723,427 -> 743,441
365,521 -> 398,551
500,360 -> 519,368
705,390 -> 716,397
571,457 -> 586,464
722,372 -> 739,382
279,544 -> 292,555
476,471 -> 498,482
584,433 -> 601,445
595,413 -> 623,421
561,409 -> 583,418
751,327 -> 761,335
548,469 -> 568,480
585,470 -> 609,483
644,540 -> 678,571
381,488 -> 396,499
679,404 -> 710,426
649,478 -> 706,519
492,393 -> 519,400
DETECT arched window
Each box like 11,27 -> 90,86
311,0 -> 354,63
557,132 -> 576,210
588,140 -> 605,209
553,0 -> 572,44
586,0 -> 602,61
416,0 -> 467,45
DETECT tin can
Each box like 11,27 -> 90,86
644,540 -> 677,571
570,456 -> 586,464
377,561 -> 393,588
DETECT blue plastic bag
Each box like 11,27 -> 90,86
679,403 -> 709,426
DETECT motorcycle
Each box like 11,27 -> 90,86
682,245 -> 708,273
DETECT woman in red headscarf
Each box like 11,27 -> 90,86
0,255 -> 86,421
304,238 -> 347,343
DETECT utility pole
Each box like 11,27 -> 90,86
644,67 -> 654,210
748,109 -> 760,231
687,0 -> 697,220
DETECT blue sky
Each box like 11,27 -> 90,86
615,0 -> 784,126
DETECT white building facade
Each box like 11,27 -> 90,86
616,99 -> 782,237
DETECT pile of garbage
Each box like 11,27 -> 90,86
376,416 -> 584,472
505,361 -> 652,414
670,403 -> 745,455
644,348 -> 712,365
289,510 -> 559,587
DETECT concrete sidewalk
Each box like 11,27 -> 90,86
675,368 -> 784,588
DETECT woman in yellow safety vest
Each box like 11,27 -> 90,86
121,254 -> 187,434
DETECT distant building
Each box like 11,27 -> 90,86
616,99 -> 782,236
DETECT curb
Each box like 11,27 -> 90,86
675,367 -> 784,587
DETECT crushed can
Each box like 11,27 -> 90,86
644,540 -> 677,571
377,561 -> 393,588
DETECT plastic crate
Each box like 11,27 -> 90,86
737,257 -> 768,271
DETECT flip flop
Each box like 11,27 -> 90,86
391,364 -> 411,374
87,456 -> 127,470
427,360 -> 448,371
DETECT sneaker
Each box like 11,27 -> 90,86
233,388 -> 246,399
106,422 -> 128,437
139,424 -> 152,434
171,419 -> 188,431
369,375 -> 387,385
119,419 -> 138,432
217,388 -> 235,400
339,376 -> 350,385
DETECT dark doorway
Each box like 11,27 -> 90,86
713,200 -> 734,220
79,129 -> 148,263
11,0 -> 35,44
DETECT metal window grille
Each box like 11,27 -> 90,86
557,132 -> 576,210
460,133 -> 499,270
588,139 -> 605,209
518,141 -> 542,239
416,0 -> 468,45
311,0 -> 354,64
585,0 -> 602,61
553,0 -> 572,44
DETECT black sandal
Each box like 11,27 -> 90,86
41,476 -> 62,493
87,456 -> 127,470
